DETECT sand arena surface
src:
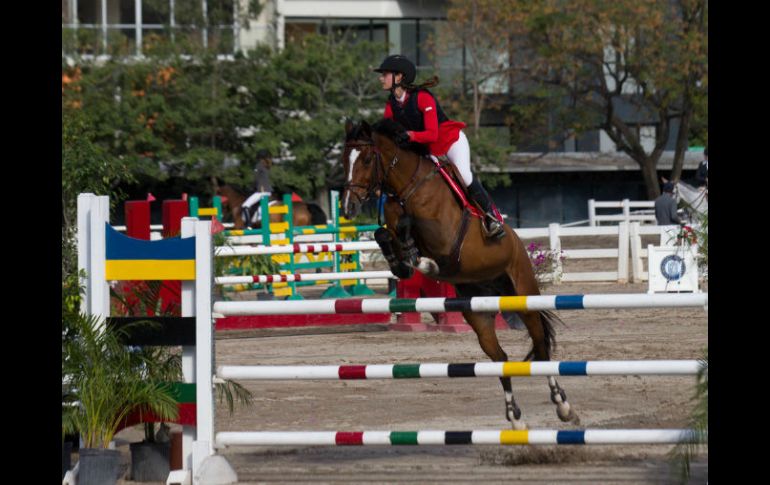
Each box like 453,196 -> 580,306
110,277 -> 706,484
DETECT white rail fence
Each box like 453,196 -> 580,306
588,199 -> 657,226
513,222 -> 683,283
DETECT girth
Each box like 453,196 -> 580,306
434,207 -> 472,278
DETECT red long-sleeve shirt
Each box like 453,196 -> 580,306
383,91 -> 466,156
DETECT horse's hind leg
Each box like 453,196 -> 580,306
508,252 -> 579,424
518,311 -> 578,423
461,310 -> 526,430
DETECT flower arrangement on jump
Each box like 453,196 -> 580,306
526,242 -> 566,289
676,225 -> 698,248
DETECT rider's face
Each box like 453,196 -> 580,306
379,71 -> 403,91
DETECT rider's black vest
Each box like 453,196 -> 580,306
388,89 -> 449,132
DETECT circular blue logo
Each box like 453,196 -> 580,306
660,255 -> 686,281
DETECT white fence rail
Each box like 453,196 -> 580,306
513,222 -> 684,283
588,199 -> 656,226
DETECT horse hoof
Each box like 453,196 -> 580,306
557,402 -> 578,423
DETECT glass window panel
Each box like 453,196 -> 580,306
62,27 -> 101,55
176,26 -> 206,50
398,20 -> 417,62
325,19 -> 371,44
62,0 -> 72,23
175,0 -> 204,26
417,19 -> 436,66
208,0 -> 235,26
371,22 -> 387,44
208,26 -> 235,54
78,0 -> 98,24
143,0 -> 171,24
285,21 -> 320,45
119,0 -> 135,24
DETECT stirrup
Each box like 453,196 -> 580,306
484,214 -> 505,239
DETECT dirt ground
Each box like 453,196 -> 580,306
106,240 -> 707,484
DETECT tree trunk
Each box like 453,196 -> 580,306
670,101 -> 692,182
640,159 -> 661,199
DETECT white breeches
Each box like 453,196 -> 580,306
446,130 -> 473,186
243,191 -> 271,208
242,192 -> 271,223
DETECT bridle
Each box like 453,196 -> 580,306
342,140 -> 396,206
343,136 -> 442,221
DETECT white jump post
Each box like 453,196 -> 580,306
191,218 -> 218,483
622,199 -> 631,224
588,199 -> 596,226
77,193 -> 110,324
548,223 -> 562,283
629,222 -> 644,283
617,222 -> 629,283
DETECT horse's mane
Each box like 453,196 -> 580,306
371,118 -> 431,158
345,122 -> 372,143
215,178 -> 251,197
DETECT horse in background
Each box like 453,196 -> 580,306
214,182 -> 328,230
661,176 -> 708,223
674,181 -> 708,220
341,119 -> 576,430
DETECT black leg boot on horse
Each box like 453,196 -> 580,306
466,179 -> 505,239
240,205 -> 253,229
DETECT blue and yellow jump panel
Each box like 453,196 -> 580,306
105,223 -> 196,280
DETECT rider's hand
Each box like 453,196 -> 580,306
395,130 -> 411,147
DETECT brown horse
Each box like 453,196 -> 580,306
215,183 -> 328,230
341,119 -> 577,429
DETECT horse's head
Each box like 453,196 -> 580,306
341,119 -> 382,218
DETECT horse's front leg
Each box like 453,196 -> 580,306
374,227 -> 413,279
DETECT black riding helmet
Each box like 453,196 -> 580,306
374,55 -> 416,87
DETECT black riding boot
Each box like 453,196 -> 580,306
241,205 -> 252,228
467,179 -> 505,239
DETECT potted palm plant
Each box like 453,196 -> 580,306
61,312 -> 179,485
111,279 -> 253,482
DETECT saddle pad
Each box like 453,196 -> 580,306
428,156 -> 483,218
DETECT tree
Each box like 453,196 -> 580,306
508,0 -> 707,199
433,0 -> 557,188
267,34 -> 383,196
524,0 -> 708,198
65,33 -> 385,200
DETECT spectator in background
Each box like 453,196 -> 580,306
241,149 -> 273,227
654,182 -> 682,225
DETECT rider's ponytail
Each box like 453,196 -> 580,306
403,75 -> 439,91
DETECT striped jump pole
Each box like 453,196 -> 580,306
215,270 -> 395,286
216,429 -> 699,447
216,360 -> 703,380
294,224 -> 380,235
213,293 -> 708,316
215,241 -> 380,257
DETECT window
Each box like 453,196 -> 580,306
62,0 -> 239,57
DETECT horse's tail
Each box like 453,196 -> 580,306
525,310 -> 561,361
307,203 -> 328,225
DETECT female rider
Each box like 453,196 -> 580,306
374,54 -> 504,238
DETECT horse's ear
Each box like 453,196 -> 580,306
344,118 -> 354,136
361,120 -> 372,138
